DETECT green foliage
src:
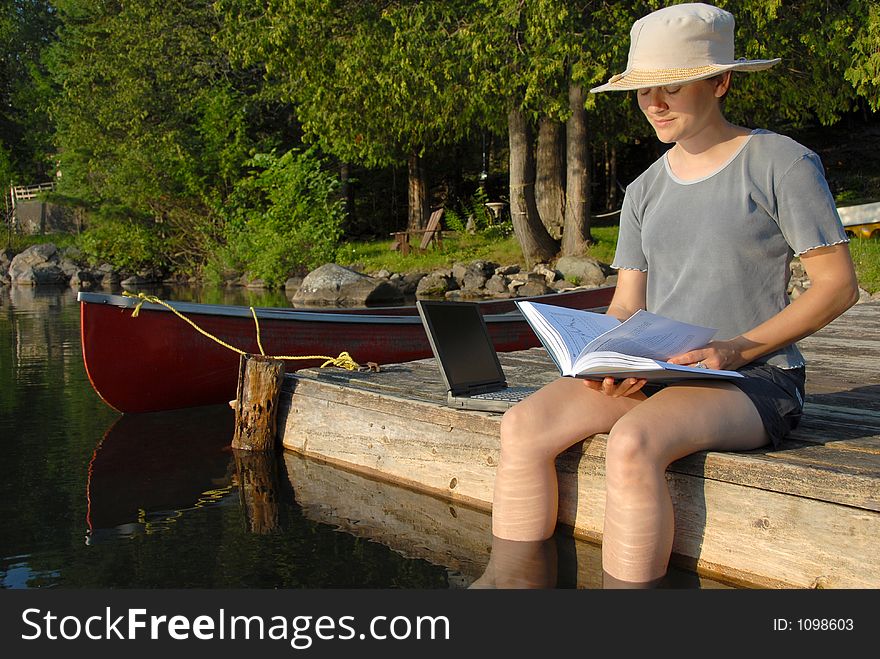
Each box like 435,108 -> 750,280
219,0 -> 480,168
214,148 -> 346,287
0,0 -> 57,181
444,187 -> 514,239
2,231 -> 77,253
75,215 -> 167,272
848,237 -> 880,294
844,1 -> 880,111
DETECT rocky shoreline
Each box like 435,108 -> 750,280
1,242 -> 876,305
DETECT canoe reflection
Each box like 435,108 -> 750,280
85,405 -> 236,543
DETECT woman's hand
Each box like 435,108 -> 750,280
583,376 -> 648,398
666,337 -> 750,371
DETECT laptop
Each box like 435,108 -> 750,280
416,300 -> 539,412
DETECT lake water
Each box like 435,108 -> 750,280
0,284 -> 731,589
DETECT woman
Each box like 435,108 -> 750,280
488,3 -> 859,588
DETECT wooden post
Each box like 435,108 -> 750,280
232,353 -> 285,451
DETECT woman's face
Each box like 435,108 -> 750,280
636,75 -> 730,145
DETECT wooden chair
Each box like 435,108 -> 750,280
390,208 -> 445,256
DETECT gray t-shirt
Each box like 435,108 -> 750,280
611,129 -> 849,368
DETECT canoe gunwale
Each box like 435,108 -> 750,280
76,289 -> 612,325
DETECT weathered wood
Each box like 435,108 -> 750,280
232,353 -> 285,451
282,451 -> 729,588
278,301 -> 880,587
234,449 -> 281,534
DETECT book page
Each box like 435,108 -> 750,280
581,309 -> 716,361
519,301 -> 620,371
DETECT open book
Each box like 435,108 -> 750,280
515,301 -> 743,382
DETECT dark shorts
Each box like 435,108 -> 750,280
643,363 -> 806,449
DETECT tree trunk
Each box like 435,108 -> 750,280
340,162 -> 355,230
535,117 -> 565,240
508,107 -> 558,267
407,152 -> 428,230
562,83 -> 593,255
607,143 -> 619,211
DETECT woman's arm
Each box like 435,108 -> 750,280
605,269 -> 648,322
669,244 -> 859,370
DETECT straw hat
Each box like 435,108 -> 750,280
590,3 -> 780,93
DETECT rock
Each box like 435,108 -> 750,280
292,263 -> 403,306
495,264 -> 521,276
121,275 -> 151,288
416,271 -> 454,297
551,279 -> 576,291
101,271 -> 121,287
58,258 -> 81,278
515,280 -> 553,297
8,244 -> 69,286
856,287 -> 872,304
445,288 -> 487,300
460,260 -> 498,291
69,270 -> 99,289
554,256 -> 608,287
397,271 -> 428,295
532,263 -> 560,284
484,274 -> 509,294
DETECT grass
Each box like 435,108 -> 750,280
335,225 -> 621,275
3,231 -> 78,253
848,237 -> 880,294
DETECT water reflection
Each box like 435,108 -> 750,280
85,405 -> 236,544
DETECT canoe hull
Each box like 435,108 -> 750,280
79,287 -> 615,413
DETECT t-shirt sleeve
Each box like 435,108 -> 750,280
611,186 -> 648,271
776,153 -> 849,256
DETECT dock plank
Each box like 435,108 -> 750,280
278,301 -> 880,588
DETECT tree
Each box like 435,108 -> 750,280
46,0 -> 284,271
844,0 -> 880,112
0,0 -> 57,183
220,0 -> 481,231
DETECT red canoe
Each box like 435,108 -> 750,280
78,286 -> 615,414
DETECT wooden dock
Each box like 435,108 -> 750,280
278,301 -> 880,588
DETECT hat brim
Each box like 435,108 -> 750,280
589,58 -> 781,93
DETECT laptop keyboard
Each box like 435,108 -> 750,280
471,386 -> 536,402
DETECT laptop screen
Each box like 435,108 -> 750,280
417,301 -> 507,391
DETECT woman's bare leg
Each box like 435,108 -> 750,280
491,377 -> 644,541
469,535 -> 558,589
601,381 -> 769,585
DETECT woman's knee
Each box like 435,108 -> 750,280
605,421 -> 666,485
499,403 -> 538,453
498,402 -> 562,460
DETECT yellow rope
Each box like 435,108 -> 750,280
250,306 -> 265,356
122,291 -> 361,371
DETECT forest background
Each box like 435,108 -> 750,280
2,0 -> 879,288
